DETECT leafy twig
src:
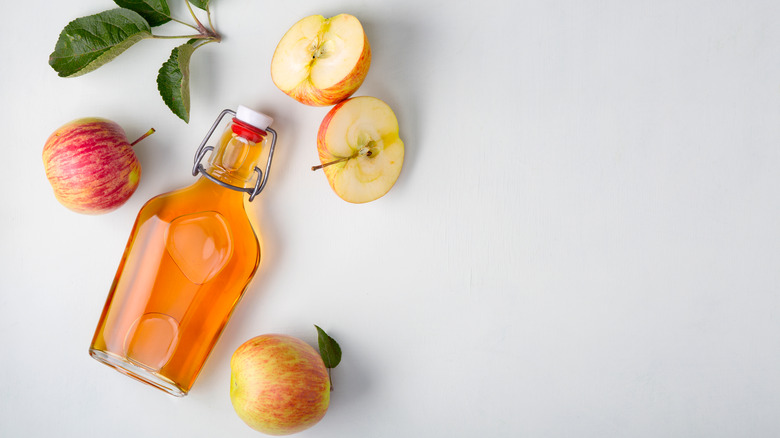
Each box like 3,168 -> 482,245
49,0 -> 222,122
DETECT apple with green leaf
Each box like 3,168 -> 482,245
271,14 -> 371,106
230,328 -> 341,436
42,118 -> 153,214
312,96 -> 404,203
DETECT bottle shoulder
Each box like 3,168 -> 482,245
136,179 -> 256,232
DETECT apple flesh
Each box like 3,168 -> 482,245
314,96 -> 404,203
271,14 -> 371,106
42,118 -> 150,214
230,334 -> 330,436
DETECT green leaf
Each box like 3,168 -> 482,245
157,42 -> 197,122
49,8 -> 152,78
188,0 -> 210,11
114,0 -> 172,27
315,325 -> 342,369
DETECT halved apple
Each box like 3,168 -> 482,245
313,96 -> 404,203
271,14 -> 371,106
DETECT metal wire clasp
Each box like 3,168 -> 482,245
191,109 -> 278,202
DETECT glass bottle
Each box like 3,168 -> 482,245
89,106 -> 278,396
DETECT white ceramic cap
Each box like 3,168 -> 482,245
236,105 -> 273,130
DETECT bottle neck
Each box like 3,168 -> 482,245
203,120 -> 267,190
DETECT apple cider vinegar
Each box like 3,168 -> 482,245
89,106 -> 277,396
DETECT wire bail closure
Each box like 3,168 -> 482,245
191,109 -> 277,202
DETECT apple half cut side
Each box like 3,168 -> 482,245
313,96 -> 404,203
271,14 -> 371,106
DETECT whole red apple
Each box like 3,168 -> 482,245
230,334 -> 330,435
42,118 -> 152,214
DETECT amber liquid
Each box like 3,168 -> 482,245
90,128 -> 266,396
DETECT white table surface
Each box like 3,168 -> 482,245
2,0 -> 780,436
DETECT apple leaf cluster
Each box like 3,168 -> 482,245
48,0 -> 220,123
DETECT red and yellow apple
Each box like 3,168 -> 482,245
313,96 -> 404,203
42,118 -> 152,214
271,14 -> 371,106
230,334 -> 330,435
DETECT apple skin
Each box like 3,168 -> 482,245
271,14 -> 371,106
43,118 -> 141,214
230,334 -> 330,436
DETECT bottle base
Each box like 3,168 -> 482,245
89,349 -> 188,397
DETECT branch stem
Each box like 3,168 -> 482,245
206,7 -> 216,34
169,17 -> 200,31
184,0 -> 206,30
152,34 -> 212,40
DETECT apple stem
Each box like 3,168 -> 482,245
328,368 -> 334,392
130,128 -> 156,147
311,156 -> 350,171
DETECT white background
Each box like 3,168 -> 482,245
2,0 -> 779,436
